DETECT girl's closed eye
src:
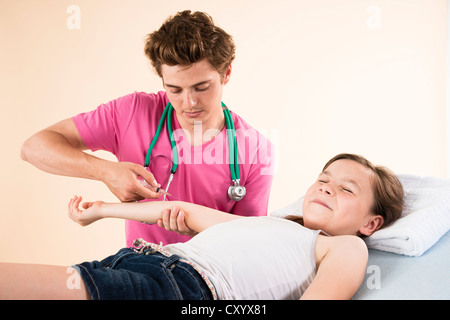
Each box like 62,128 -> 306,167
341,186 -> 354,194
317,175 -> 328,184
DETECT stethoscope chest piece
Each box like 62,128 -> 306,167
228,180 -> 246,201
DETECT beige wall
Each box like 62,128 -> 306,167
0,0 -> 447,265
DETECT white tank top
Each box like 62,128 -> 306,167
165,216 -> 319,300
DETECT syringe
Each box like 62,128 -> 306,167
140,179 -> 172,197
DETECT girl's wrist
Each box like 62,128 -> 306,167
96,202 -> 109,219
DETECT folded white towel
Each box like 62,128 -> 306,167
365,174 -> 450,256
270,174 -> 450,256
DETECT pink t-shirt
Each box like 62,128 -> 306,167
73,91 -> 275,246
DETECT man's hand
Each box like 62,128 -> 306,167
101,161 -> 162,202
157,206 -> 198,237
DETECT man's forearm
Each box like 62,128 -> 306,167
21,129 -> 108,180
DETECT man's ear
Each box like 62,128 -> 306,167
359,215 -> 384,237
222,64 -> 232,85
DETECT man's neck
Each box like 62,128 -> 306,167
177,112 -> 225,146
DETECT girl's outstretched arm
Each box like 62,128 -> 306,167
68,196 -> 242,233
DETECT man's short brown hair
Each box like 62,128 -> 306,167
144,10 -> 236,79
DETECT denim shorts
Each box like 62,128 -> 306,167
74,247 -> 213,300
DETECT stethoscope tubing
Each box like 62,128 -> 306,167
144,101 -> 244,200
222,102 -> 239,181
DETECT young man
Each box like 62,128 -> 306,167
20,11 -> 275,245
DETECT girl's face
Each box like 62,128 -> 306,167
303,159 -> 383,236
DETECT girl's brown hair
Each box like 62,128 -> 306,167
144,10 -> 236,80
286,153 -> 404,235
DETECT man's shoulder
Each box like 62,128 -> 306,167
132,91 -> 169,108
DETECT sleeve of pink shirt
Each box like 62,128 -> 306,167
72,91 -> 167,157
72,93 -> 135,154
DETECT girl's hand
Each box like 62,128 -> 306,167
68,195 -> 105,226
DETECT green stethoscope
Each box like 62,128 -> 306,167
144,102 -> 246,201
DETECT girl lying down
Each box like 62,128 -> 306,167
0,153 -> 404,300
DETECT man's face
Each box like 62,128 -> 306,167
161,59 -> 231,130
